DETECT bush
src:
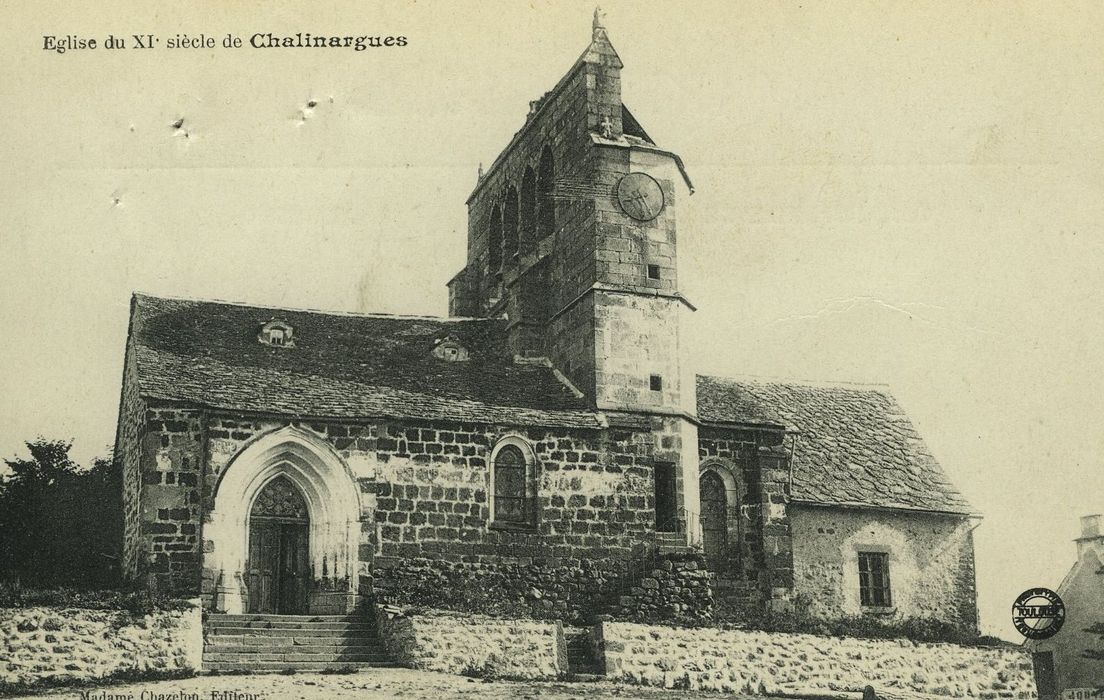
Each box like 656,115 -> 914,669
0,668 -> 194,697
707,601 -> 1012,648
0,439 -> 122,589
0,581 -> 193,615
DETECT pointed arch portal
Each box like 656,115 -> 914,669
206,426 -> 363,614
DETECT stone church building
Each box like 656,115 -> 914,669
114,16 -> 979,628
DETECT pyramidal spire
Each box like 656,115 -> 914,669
583,6 -> 622,68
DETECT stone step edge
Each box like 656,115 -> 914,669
202,662 -> 398,672
205,609 -> 364,613
205,637 -> 382,647
203,649 -> 388,658
205,644 -> 385,653
204,626 -> 377,634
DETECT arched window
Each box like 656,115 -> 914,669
536,147 -> 555,240
519,167 -> 537,254
490,438 -> 536,526
503,186 -> 519,260
488,204 -> 503,274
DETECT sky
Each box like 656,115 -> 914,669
1,0 -> 1102,639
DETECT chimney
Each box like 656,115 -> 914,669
1076,514 -> 1104,559
1080,514 -> 1102,539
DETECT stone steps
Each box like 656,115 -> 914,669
564,626 -> 603,676
203,613 -> 396,674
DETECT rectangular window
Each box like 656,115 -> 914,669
858,552 -> 892,606
650,374 -> 663,391
647,264 -> 661,280
654,462 -> 677,532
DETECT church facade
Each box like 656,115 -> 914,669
114,17 -> 979,628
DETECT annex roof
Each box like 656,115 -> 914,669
128,294 -> 601,429
696,375 -> 975,515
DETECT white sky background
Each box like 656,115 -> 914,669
1,0 -> 1101,639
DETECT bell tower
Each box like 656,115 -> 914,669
448,9 -> 696,418
448,10 -> 702,542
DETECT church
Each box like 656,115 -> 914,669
114,14 -> 979,630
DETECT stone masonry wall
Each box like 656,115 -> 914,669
116,339 -> 147,582
185,412 -> 668,614
138,405 -> 206,595
375,606 -> 566,680
789,504 -> 978,629
0,603 -> 202,688
698,426 -> 794,614
599,621 -> 1035,698
610,552 -> 714,622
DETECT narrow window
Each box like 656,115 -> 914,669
503,187 -> 519,259
654,462 -> 677,532
520,167 -> 537,253
493,444 -> 531,525
858,552 -> 892,606
488,205 -> 503,273
536,146 -> 555,239
650,374 -> 663,392
647,264 -> 661,280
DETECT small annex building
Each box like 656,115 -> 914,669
1026,515 -> 1104,699
114,13 -> 980,629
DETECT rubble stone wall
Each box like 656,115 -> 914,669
375,607 -> 566,680
598,621 -> 1035,699
789,505 -> 978,628
0,604 -> 201,688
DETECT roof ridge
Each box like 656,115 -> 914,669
697,372 -> 893,391
131,291 -> 491,323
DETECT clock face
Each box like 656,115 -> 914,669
616,172 -> 665,221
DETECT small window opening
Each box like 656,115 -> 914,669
647,264 -> 661,280
258,320 -> 295,348
650,374 -> 663,392
858,552 -> 892,606
654,462 -> 677,532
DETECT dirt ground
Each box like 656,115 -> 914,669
8,668 -> 760,700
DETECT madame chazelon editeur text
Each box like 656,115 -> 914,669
42,32 -> 408,54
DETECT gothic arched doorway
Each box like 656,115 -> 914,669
247,475 -> 310,614
699,470 -> 728,565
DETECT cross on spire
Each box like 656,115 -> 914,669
593,6 -> 608,40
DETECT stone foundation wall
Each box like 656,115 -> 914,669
611,552 -> 714,621
375,606 -> 566,679
598,621 -> 1035,699
0,603 -> 202,688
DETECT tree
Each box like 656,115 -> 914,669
0,438 -> 121,588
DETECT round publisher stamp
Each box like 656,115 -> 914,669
1012,587 -> 1065,639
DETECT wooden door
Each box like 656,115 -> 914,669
699,471 -> 728,564
246,475 -> 310,614
277,523 -> 309,614
247,520 -> 279,613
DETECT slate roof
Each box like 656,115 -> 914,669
128,294 -> 601,428
696,375 -> 975,515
